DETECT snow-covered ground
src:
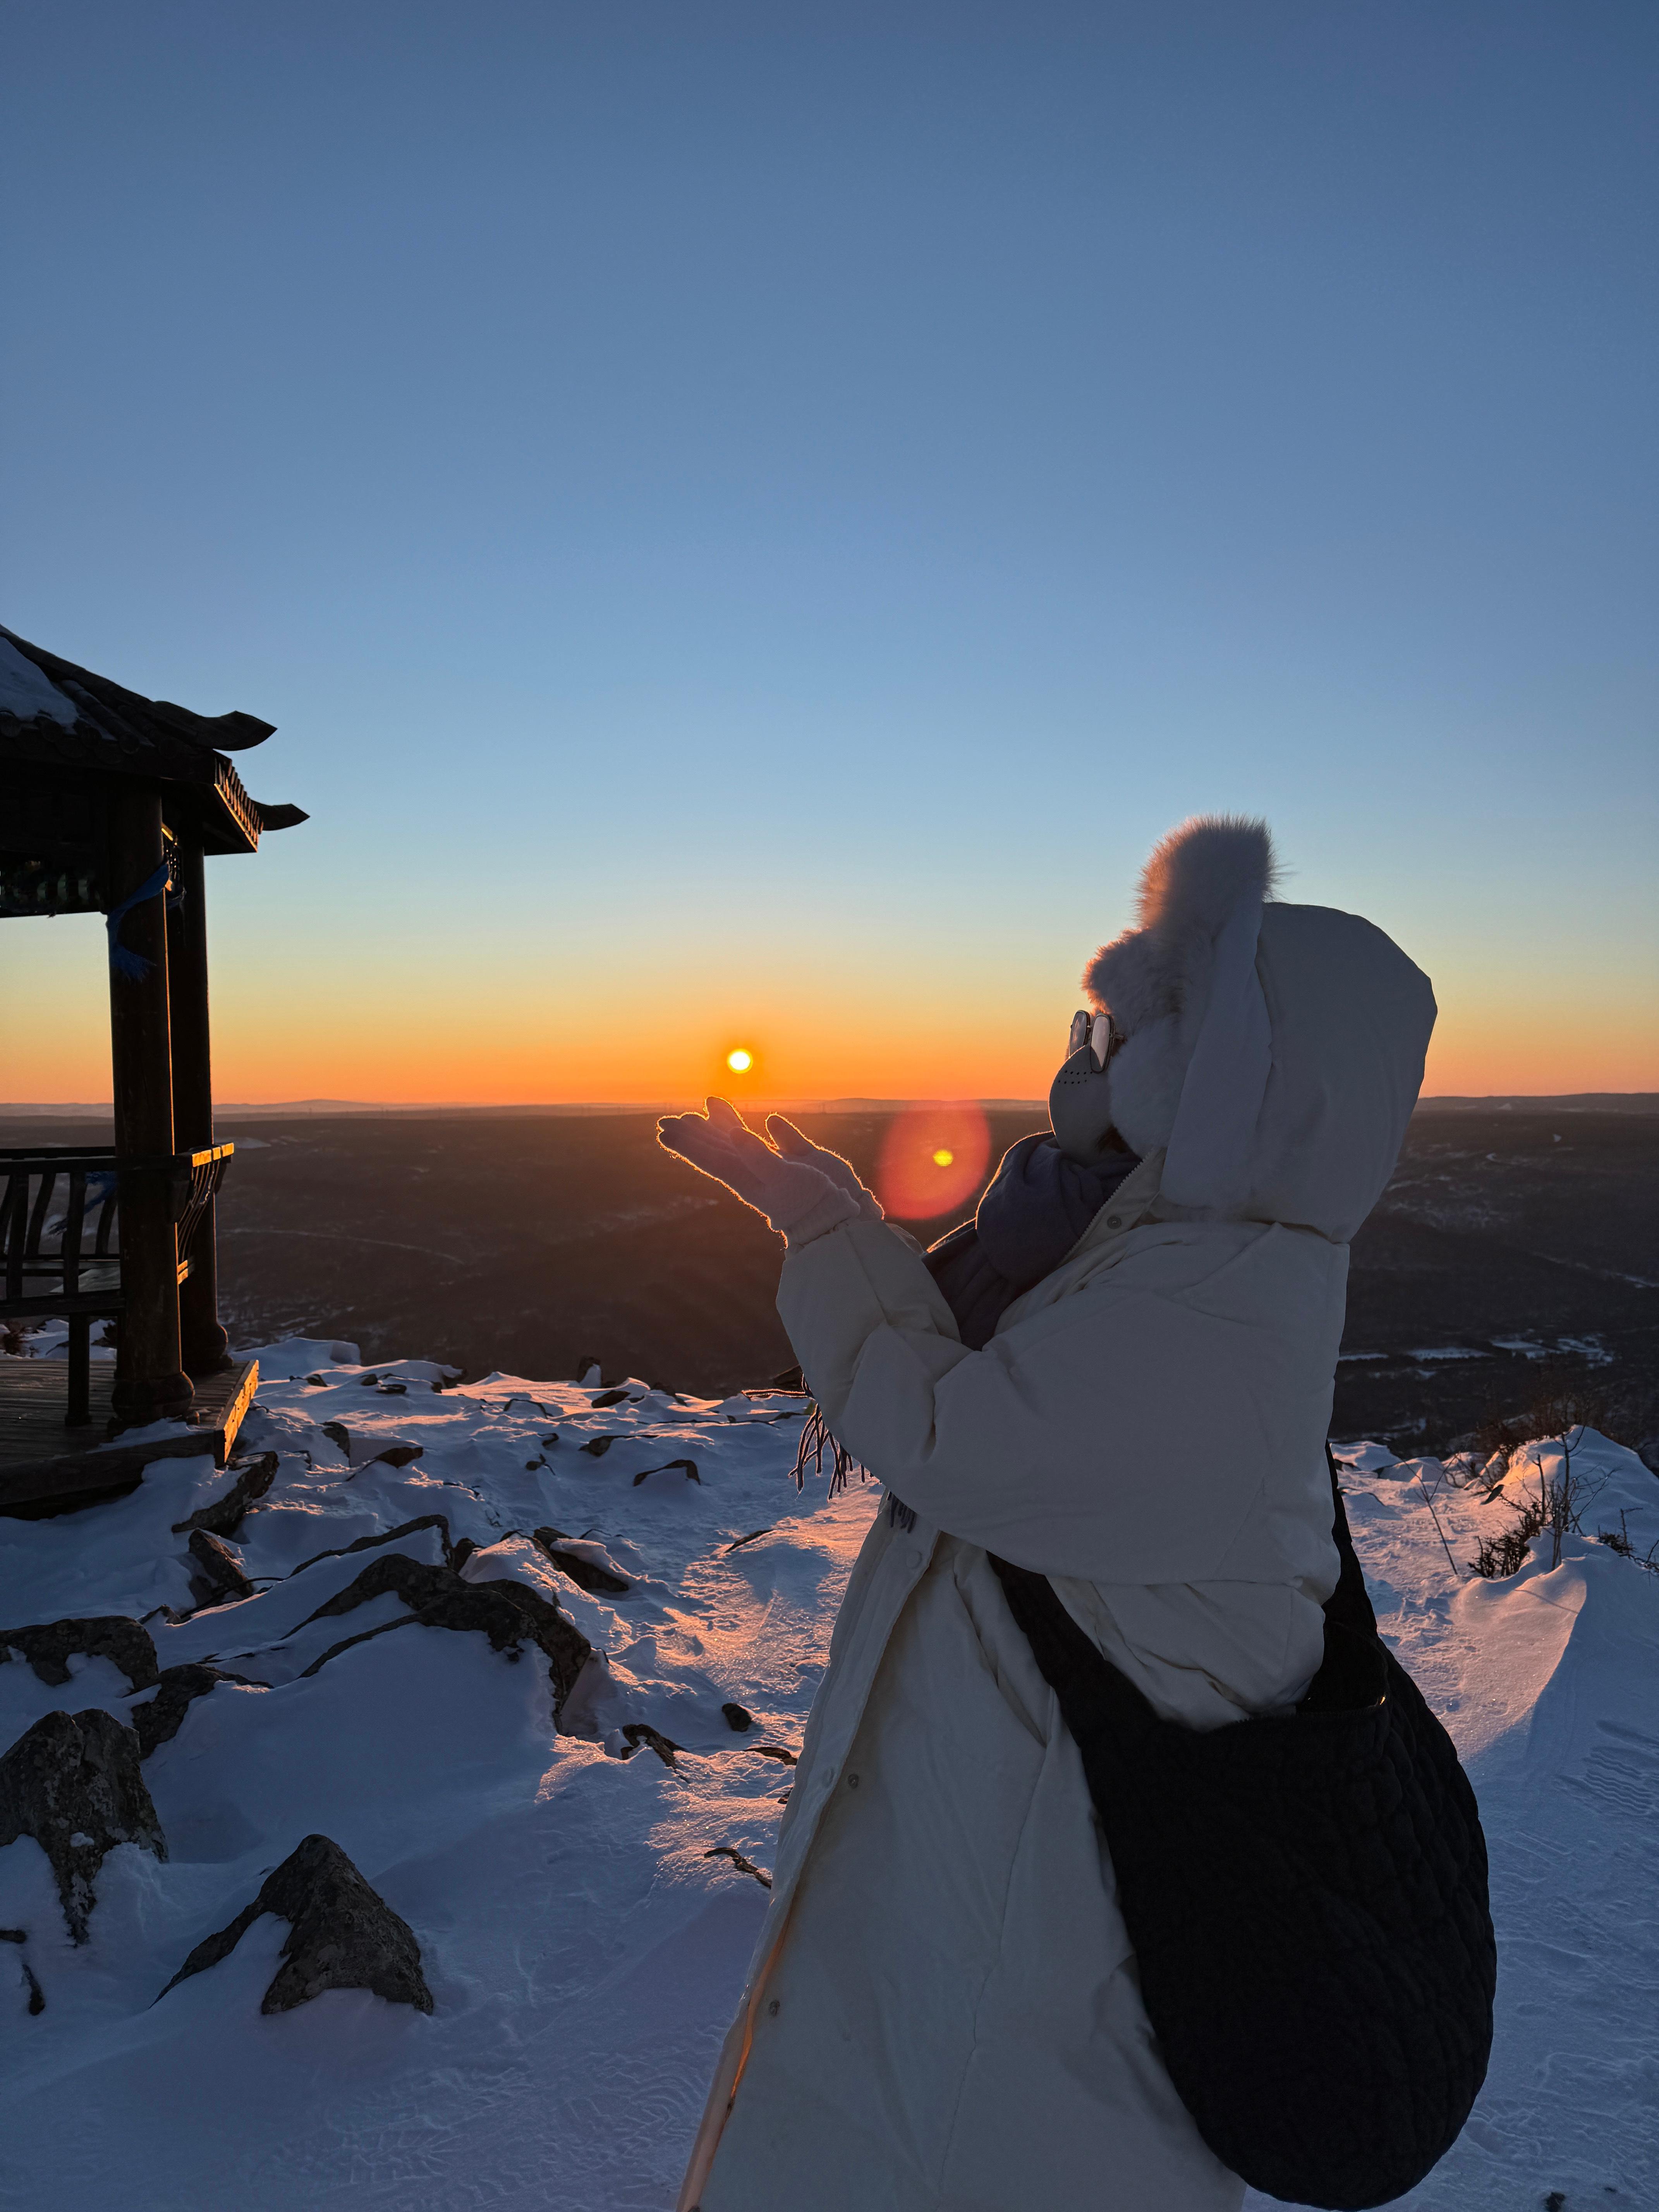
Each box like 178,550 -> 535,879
1,1343 -> 1655,2210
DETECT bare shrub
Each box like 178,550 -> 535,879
1470,1495 -> 1547,1580
1467,1420 -> 1609,1577
1594,1510 -> 1659,1575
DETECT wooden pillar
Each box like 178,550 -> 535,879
167,827 -> 230,1376
106,784 -> 192,1430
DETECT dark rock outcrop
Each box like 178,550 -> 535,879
0,1616 -> 159,1692
172,1451 -> 279,1538
158,1833 -> 433,2014
704,1843 -> 771,1889
187,1530 -> 255,1606
721,1702 -> 754,1732
0,1928 -> 45,2014
621,1722 -> 685,1769
0,1711 -> 165,1941
631,1458 -> 700,1486
290,1513 -> 457,1577
319,1423 -> 424,1470
128,1664 -> 265,1758
289,1554 -> 592,1709
531,1529 -> 629,1596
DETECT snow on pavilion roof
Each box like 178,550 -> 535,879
0,627 -> 306,852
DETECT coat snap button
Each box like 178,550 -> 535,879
1106,1214 -> 1123,1228
847,1772 -> 860,1789
767,1999 -> 781,2017
908,1547 -> 922,1568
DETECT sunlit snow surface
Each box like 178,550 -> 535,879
0,1343 -> 1655,2210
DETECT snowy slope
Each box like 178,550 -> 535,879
0,1346 -> 1655,2211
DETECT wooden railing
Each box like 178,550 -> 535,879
0,1143 -> 234,1427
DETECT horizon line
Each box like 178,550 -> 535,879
4,1091 -> 1657,1116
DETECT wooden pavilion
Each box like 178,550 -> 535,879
0,627 -> 306,1510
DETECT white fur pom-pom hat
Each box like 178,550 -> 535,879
1084,815 -> 1278,1206
1083,816 -> 1437,1235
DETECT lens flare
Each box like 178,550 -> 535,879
726,1049 -> 753,1073
877,1104 -> 993,1221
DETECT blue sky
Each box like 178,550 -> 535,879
5,2 -> 1655,1101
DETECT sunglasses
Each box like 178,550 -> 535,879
1067,1009 -> 1122,1070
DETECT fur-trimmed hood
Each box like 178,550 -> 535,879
1083,816 -> 1436,1242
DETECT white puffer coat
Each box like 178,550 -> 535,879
678,898 -> 1436,2212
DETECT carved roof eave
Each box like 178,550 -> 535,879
0,712 -> 313,855
0,627 -> 307,855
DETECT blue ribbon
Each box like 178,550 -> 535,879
104,860 -> 172,981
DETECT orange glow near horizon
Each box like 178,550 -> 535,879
3,911 -> 1656,1109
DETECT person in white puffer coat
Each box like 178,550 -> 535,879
658,816 -> 1437,2212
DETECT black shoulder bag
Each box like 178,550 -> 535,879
989,1450 -> 1496,2211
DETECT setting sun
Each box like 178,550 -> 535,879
726,1049 -> 753,1073
933,1148 -> 954,1167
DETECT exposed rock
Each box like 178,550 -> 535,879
158,1832 -> 433,2015
632,1458 -> 700,1487
290,1513 -> 457,1576
0,1928 -> 45,2015
172,1451 -> 279,1538
721,1702 -> 754,1732
621,1722 -> 685,1769
187,1530 -> 254,1606
579,1436 -> 614,1457
128,1664 -> 265,1758
703,1844 -> 771,1889
750,1743 -> 798,1766
531,1529 -> 629,1596
318,1424 -> 422,1470
0,1711 -> 165,1941
289,1554 -> 592,1709
589,1387 -> 632,1409
0,1616 -> 158,1692
724,1528 -> 774,1554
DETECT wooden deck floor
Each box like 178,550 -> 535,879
0,1358 -> 259,1513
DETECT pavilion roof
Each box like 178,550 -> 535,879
0,627 -> 306,853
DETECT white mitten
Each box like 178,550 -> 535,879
764,1116 -> 884,1221
657,1098 -> 857,1247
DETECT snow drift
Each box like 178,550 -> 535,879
0,1344 -> 1654,2210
